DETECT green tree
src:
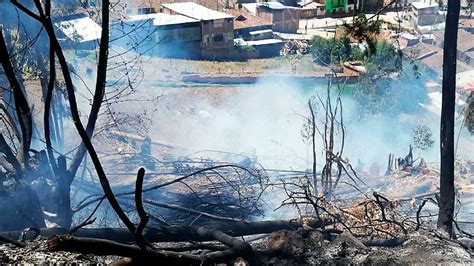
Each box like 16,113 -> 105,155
310,36 -> 364,66
310,36 -> 333,65
367,40 -> 402,72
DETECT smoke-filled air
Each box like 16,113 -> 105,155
0,0 -> 473,264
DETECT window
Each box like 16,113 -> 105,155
213,34 -> 224,42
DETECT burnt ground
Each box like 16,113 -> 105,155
253,229 -> 474,265
0,230 -> 472,265
0,237 -> 103,264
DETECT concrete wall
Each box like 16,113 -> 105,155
410,6 -> 444,26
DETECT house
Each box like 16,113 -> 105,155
404,43 -> 472,77
239,38 -> 284,57
299,1 -> 326,19
112,12 -> 202,58
421,33 -> 435,44
252,2 -> 301,33
461,0 -> 474,18
431,29 -> 474,67
234,37 -> 284,57
88,0 -> 160,11
249,29 -> 274,40
397,32 -> 419,48
225,7 -> 284,58
455,30 -> 474,67
356,0 -> 382,12
224,8 -> 273,40
457,70 -> 474,96
161,2 -> 235,59
431,30 -> 444,46
408,1 -> 444,29
460,18 -> 474,33
325,0 -> 347,13
53,13 -> 102,49
395,0 -> 417,8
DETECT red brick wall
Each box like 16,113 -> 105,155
201,18 -> 234,50
256,7 -> 300,33
256,9 -> 274,22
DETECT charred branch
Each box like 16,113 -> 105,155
0,218 -> 332,244
47,235 -> 199,264
0,134 -> 22,176
0,232 -> 25,247
48,225 -> 253,264
0,28 -> 32,169
134,167 -> 149,249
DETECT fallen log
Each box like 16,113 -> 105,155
0,218 -> 332,244
48,226 -> 253,264
363,237 -> 407,247
47,235 -> 198,264
0,232 -> 26,247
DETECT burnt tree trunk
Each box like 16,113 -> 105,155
0,26 -> 32,174
56,156 -> 74,227
308,100 -> 318,196
437,0 -> 460,238
0,218 -> 332,244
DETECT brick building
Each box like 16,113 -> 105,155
254,2 -> 301,33
161,2 -> 235,59
224,8 -> 273,39
409,1 -> 444,28
113,13 -> 202,58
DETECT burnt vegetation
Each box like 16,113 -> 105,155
0,0 -> 473,265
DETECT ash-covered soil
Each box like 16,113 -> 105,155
0,237 -> 103,264
0,230 -> 472,265
254,229 -> 474,265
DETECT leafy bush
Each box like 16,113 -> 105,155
309,36 -> 364,65
412,125 -> 435,151
366,40 -> 403,73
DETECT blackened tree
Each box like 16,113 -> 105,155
437,0 -> 460,238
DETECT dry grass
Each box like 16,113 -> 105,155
147,55 -> 329,76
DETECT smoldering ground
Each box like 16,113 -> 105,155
63,44 -> 474,221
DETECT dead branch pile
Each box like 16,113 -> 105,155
280,40 -> 310,57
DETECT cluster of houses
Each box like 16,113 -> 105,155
52,0 -> 474,61
397,0 -> 474,81
55,1 -> 306,59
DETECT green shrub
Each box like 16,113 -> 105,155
309,36 -> 364,65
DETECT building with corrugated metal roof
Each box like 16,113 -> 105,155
161,2 -> 235,59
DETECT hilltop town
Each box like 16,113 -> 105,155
50,0 -> 474,80
0,0 -> 474,264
